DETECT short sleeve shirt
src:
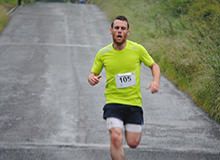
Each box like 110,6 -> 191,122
91,40 -> 155,107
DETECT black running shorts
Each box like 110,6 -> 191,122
103,103 -> 144,125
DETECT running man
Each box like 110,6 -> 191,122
88,15 -> 160,160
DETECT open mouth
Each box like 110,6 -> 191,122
117,35 -> 122,38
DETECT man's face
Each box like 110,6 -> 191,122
110,20 -> 129,45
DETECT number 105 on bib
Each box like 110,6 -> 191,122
115,72 -> 136,88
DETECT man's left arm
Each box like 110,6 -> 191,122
149,63 -> 160,93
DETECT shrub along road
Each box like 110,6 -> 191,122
0,2 -> 219,160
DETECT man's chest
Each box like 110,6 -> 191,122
102,52 -> 140,74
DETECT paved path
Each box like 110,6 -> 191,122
0,2 -> 220,160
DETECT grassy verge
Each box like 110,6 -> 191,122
90,0 -> 220,123
0,0 -> 34,32
0,6 -> 8,32
0,0 -> 16,32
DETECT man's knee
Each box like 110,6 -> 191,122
110,128 -> 123,148
127,138 -> 140,149
125,130 -> 142,149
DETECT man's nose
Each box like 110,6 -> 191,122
117,27 -> 123,32
118,29 -> 122,33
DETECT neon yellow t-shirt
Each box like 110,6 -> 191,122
91,40 -> 155,107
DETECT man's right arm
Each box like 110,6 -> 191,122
88,73 -> 102,86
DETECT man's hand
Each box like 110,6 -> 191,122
88,73 -> 102,86
149,63 -> 160,94
148,80 -> 160,94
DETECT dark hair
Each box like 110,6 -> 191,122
111,16 -> 129,29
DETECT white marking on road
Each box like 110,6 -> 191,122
0,42 -> 102,48
0,142 -> 109,149
64,15 -> 70,45
0,142 -> 219,154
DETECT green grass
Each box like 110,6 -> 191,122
0,0 -> 17,10
0,0 -> 16,32
0,6 -> 8,32
90,0 -> 220,123
0,0 -> 35,32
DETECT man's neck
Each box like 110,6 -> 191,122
113,41 -> 127,50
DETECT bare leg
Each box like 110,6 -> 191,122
125,131 -> 142,149
109,128 -> 125,160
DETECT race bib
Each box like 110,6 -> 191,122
115,72 -> 136,88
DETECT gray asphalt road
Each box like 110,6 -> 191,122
0,2 -> 220,160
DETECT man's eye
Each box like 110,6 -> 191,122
114,27 -> 119,30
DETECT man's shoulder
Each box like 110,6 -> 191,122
127,40 -> 144,51
97,43 -> 113,55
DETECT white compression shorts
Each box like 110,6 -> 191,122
106,117 -> 143,133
